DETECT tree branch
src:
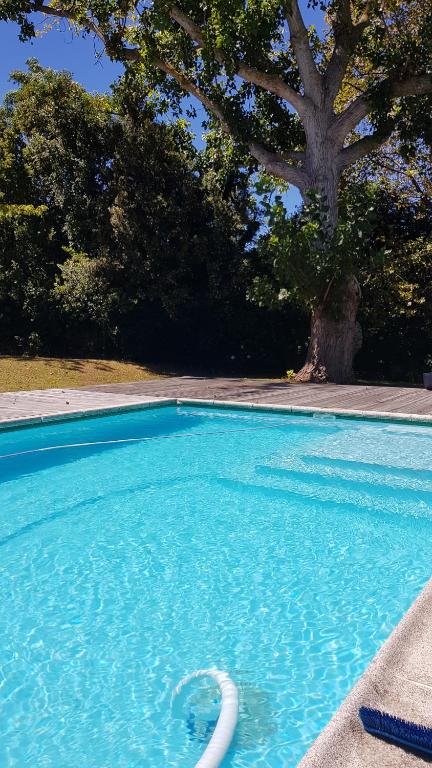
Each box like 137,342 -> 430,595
284,0 -> 322,102
390,75 -> 432,98
324,1 -> 370,105
375,156 -> 431,199
249,141 -> 307,191
153,58 -> 235,136
334,74 -> 432,140
281,150 -> 306,162
123,34 -> 309,192
120,44 -> 237,138
154,54 -> 307,194
32,0 -> 307,195
156,59 -> 307,194
35,2 -> 305,116
31,3 -> 264,140
33,2 -> 107,45
168,3 -> 305,114
338,126 -> 393,168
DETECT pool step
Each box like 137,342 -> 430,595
216,476 -> 432,528
255,464 -> 432,507
300,454 -> 432,487
218,462 -> 432,520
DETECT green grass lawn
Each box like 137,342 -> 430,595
0,356 -> 163,392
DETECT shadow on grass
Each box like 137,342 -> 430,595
1,355 -> 164,379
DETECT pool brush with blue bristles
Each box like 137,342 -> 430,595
359,706 -> 432,756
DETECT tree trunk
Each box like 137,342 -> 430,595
294,130 -> 363,384
295,276 -> 362,384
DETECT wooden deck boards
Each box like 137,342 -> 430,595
0,386 -> 168,424
82,377 -> 432,415
0,377 -> 431,423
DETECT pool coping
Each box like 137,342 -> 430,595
1,395 -> 432,431
177,398 -> 432,426
0,398 -> 177,431
297,577 -> 432,768
0,394 -> 431,768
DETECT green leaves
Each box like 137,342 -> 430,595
0,203 -> 47,219
0,60 -> 258,358
251,183 -> 379,312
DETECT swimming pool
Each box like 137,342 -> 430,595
1,403 -> 431,767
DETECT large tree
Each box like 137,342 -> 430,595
2,0 -> 432,381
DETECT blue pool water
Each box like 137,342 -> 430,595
1,404 -> 432,767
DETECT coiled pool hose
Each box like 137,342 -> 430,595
172,668 -> 239,768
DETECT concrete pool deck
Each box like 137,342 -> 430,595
299,579 -> 432,768
1,375 -> 432,767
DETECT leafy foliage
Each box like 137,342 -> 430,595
358,202 -> 432,381
2,0 -> 432,380
0,62 -> 297,370
0,60 -> 431,381
2,1 -> 432,175
250,184 -> 379,314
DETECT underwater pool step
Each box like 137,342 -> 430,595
300,454 -> 432,485
216,476 -> 432,529
217,478 -> 432,536
217,474 -> 432,523
255,465 -> 432,506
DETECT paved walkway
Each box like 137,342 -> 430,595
1,377 -> 432,425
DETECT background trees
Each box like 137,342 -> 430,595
357,191 -> 432,382
0,59 -> 431,382
0,62 -> 112,352
0,62 -> 301,369
2,0 -> 432,381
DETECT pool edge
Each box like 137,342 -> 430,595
1,395 -> 432,431
297,575 -> 432,768
0,398 -> 177,431
177,398 -> 432,427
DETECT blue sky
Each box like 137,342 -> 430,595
0,3 -> 324,211
0,21 -> 123,98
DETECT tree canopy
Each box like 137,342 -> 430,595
0,60 -> 430,380
2,1 -> 431,197
3,0 -> 431,381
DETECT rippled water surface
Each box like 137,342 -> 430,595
1,405 -> 432,767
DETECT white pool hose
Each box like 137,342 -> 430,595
172,668 -> 239,768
